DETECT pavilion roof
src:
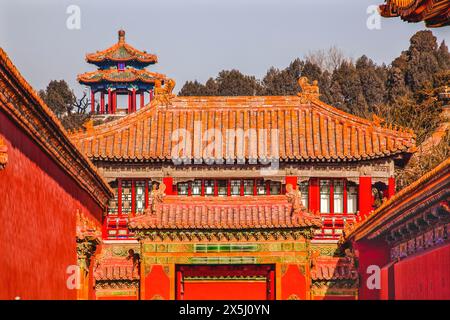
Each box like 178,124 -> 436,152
128,195 -> 322,231
85,30 -> 157,65
77,68 -> 166,85
379,0 -> 450,27
69,94 -> 416,163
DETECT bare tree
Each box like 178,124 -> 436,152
305,46 -> 349,72
71,91 -> 90,114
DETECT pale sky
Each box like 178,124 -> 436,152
0,0 -> 449,95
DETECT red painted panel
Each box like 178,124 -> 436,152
143,265 -> 170,300
183,281 -> 267,300
281,265 -> 306,300
0,111 -> 103,300
394,245 -> 450,300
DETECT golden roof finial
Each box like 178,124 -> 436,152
118,29 -> 125,43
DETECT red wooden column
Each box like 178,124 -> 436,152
90,90 -> 95,114
100,92 -> 105,114
214,180 -> 218,196
117,178 -> 123,216
162,177 -> 174,195
309,178 -> 320,213
267,270 -> 275,300
105,89 -> 111,114
359,176 -> 373,217
329,180 -> 334,214
140,91 -> 145,109
227,180 -> 231,196
343,179 -> 348,214
240,180 -> 244,196
128,91 -> 132,113
108,90 -> 117,114
144,180 -> 149,209
132,89 -> 137,112
285,176 -> 298,189
266,180 -> 271,195
176,271 -> 183,300
131,180 -> 136,217
387,177 -> 395,199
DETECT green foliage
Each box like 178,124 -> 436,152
39,79 -> 91,130
39,80 -> 76,117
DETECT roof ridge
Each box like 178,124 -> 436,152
69,93 -> 416,162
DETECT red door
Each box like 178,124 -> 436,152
176,265 -> 275,300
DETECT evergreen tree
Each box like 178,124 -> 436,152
178,80 -> 207,96
215,69 -> 263,96
39,80 -> 76,117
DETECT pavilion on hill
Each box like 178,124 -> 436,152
78,30 -> 168,116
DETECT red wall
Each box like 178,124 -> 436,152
394,245 -> 450,300
0,111 -> 103,300
354,239 -> 390,300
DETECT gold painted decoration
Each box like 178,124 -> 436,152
0,135 -> 7,170
297,77 -> 320,103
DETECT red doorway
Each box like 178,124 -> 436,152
176,265 -> 275,300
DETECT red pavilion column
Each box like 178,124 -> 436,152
90,90 -> 95,114
128,91 -> 132,113
105,89 -> 111,114
162,177 -> 174,195
140,91 -> 145,109
112,90 -> 117,114
387,177 -> 395,199
144,180 -> 149,209
359,176 -> 373,217
309,178 -> 320,214
131,180 -> 136,217
285,176 -> 298,189
100,92 -> 105,114
132,89 -> 137,112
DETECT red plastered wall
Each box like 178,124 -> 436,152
394,244 -> 450,300
0,111 -> 103,300
353,238 -> 390,300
